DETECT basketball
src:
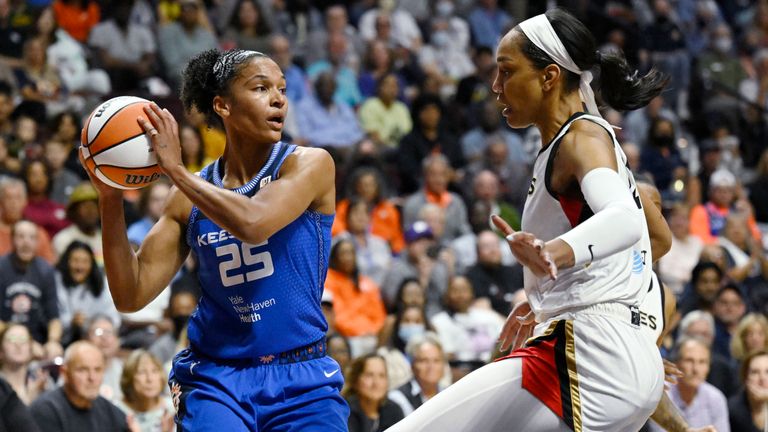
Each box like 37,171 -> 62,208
80,96 -> 164,190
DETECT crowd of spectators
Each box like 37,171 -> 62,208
0,0 -> 767,431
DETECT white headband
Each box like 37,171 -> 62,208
518,14 -> 601,117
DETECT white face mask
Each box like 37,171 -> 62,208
713,37 -> 732,53
436,1 -> 454,17
398,323 -> 426,343
431,31 -> 450,47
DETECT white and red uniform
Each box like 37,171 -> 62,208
386,113 -> 664,432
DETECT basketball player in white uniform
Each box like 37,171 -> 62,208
386,9 -> 672,432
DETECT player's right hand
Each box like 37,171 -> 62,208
78,145 -> 124,199
491,215 -> 557,280
499,300 -> 536,352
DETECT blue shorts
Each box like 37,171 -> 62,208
169,342 -> 349,431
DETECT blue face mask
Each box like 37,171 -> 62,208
398,323 -> 426,343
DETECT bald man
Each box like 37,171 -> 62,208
30,341 -> 129,431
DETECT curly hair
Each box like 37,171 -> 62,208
180,49 -> 267,128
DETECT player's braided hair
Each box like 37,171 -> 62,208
180,49 -> 266,128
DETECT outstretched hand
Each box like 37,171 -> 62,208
498,300 -> 536,352
137,102 -> 182,174
491,215 -> 557,280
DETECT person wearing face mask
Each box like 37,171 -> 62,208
148,288 -> 198,367
417,13 -> 474,98
640,117 -> 686,192
696,23 -> 747,101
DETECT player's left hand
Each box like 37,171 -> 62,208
498,300 -> 536,352
662,359 -> 683,389
138,102 -> 182,175
491,215 -> 557,280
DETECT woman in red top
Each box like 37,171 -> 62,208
52,0 -> 100,43
325,238 -> 387,355
333,166 -> 405,253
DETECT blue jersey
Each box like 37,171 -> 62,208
185,142 -> 332,360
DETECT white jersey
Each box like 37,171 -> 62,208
640,272 -> 665,344
521,113 -> 653,321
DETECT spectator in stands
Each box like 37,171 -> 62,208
127,180 -> 171,248
697,23 -> 747,96
689,169 -> 762,245
0,178 -> 55,263
48,111 -> 86,180
0,81 -> 15,137
52,182 -> 102,266
55,241 -> 119,346
328,333 -> 352,375
402,154 -> 470,241
21,159 -> 68,240
268,35 -> 307,105
51,0 -> 100,44
158,0 -> 218,89
377,278 -> 426,344
357,41 -> 398,100
466,138 -> 531,211
388,334 -> 446,416
344,353 -> 405,432
115,350 -> 174,432
464,230 -> 523,316
88,0 -> 158,93
377,304 -> 433,389
461,97 -> 527,167
650,337 -> 730,431
335,197 -> 392,286
622,95 -> 678,149
431,276 -> 504,366
467,0 -> 512,50
85,315 -> 123,402
43,139 -> 81,206
30,341 -> 128,431
397,96 -> 465,194
358,1 -> 422,51
417,15 -> 474,98
712,284 -> 748,362
728,350 -> 768,432
325,238 -> 387,357
0,324 -> 50,405
149,288 -> 197,366
719,212 -> 768,285
0,375 -> 40,431
0,220 -> 62,360
36,7 -> 110,102
381,221 -> 449,316
731,314 -> 768,367
305,5 -> 363,67
295,72 -> 365,150
658,203 -> 703,296
677,309 -> 739,398
679,261 -> 725,316
221,0 -> 271,53
178,123 -> 207,173
358,72 -> 412,150
307,32 -> 363,108
640,117 -> 686,192
14,37 -> 83,118
334,167 -> 404,254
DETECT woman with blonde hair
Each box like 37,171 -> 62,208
732,313 -> 768,363
115,350 -> 174,432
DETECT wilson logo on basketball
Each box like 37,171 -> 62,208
93,101 -> 112,117
125,172 -> 162,185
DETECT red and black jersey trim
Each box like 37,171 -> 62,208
496,320 -> 583,432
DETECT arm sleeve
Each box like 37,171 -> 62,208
557,167 -> 644,267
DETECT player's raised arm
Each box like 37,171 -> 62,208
81,152 -> 191,312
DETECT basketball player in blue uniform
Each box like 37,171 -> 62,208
80,49 -> 349,431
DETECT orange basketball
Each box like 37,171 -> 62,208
80,96 -> 163,190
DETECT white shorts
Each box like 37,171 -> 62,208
385,304 -> 664,432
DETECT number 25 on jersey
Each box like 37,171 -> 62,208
216,241 -> 274,287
